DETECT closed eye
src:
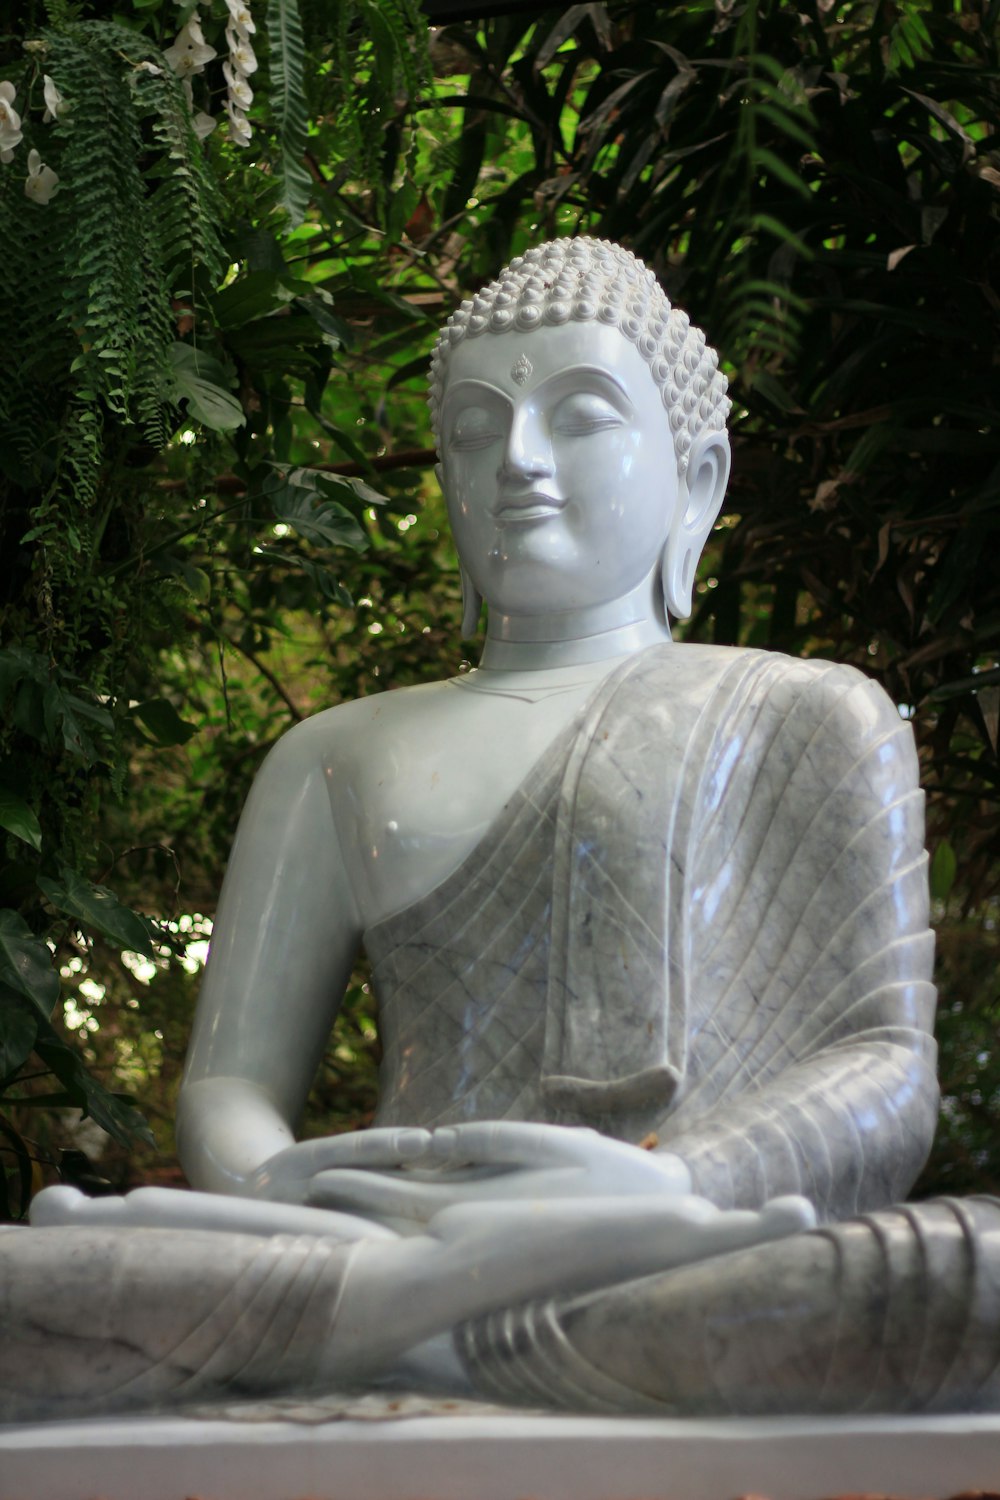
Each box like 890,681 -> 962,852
449,407 -> 505,451
552,392 -> 624,436
450,429 -> 503,451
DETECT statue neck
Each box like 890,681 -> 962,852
478,581 -> 672,672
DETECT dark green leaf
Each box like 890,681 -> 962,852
0,1115 -> 32,1220
0,911 -> 59,1018
387,355 -> 432,391
751,372 -> 803,414
270,484 -> 369,554
211,270 -> 300,331
166,343 -> 245,432
0,994 -> 38,1083
534,5 -> 590,70
0,788 -> 42,852
316,471 -> 388,510
38,869 -> 155,958
751,146 -> 811,199
348,269 -> 429,323
931,841 -> 958,902
130,699 -> 199,747
419,94 -> 525,121
28,1008 -> 154,1148
753,102 -> 816,153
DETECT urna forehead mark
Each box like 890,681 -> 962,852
511,353 -> 533,385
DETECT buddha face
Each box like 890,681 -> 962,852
439,321 -> 679,620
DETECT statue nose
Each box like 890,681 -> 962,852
499,409 -> 554,483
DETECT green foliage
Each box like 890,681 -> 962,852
327,0 -> 429,206
0,0 -> 432,1213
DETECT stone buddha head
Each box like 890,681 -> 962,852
429,237 -> 732,636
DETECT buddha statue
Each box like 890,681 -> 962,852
4,238 -> 1000,1424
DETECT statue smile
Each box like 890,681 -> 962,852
492,489 -> 565,522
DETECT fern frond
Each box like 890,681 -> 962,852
267,0 -> 313,227
46,26 -> 154,416
36,24 -> 226,443
134,66 -> 227,287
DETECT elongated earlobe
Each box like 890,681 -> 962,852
661,538 -> 697,624
460,563 -> 484,639
661,431 -> 731,621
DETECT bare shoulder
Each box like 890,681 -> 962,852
256,678 -> 455,778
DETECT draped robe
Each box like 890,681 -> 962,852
367,643 -> 939,1221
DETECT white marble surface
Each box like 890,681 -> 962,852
5,1192 -> 814,1422
3,1409 -> 1000,1500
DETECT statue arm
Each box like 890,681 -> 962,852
657,663 -> 939,1220
177,713 -> 363,1195
658,1021 -> 939,1218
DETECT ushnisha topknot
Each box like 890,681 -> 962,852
429,236 -> 731,478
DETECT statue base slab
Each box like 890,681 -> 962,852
2,1399 -> 999,1500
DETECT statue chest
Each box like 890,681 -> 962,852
329,682 -> 599,928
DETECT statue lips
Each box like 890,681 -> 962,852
491,490 -> 566,524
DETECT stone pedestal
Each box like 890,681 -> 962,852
3,1400 -> 999,1500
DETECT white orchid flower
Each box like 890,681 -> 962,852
25,147 -> 59,204
185,15 -> 209,46
192,110 -> 217,140
225,27 -> 257,75
225,0 -> 256,35
225,98 -> 252,147
164,20 -> 218,78
134,60 -> 164,77
223,59 -> 253,110
42,74 -> 69,122
0,81 -> 23,155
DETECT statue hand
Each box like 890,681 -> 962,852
248,1128 -> 432,1206
428,1190 -> 816,1284
304,1121 -> 691,1227
29,1182 -> 399,1243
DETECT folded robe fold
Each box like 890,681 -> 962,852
457,1196 -> 1000,1415
0,1228 -> 357,1422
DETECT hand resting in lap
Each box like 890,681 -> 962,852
250,1121 -> 694,1230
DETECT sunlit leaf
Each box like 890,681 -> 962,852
931,841 -> 958,902
270,486 -> 369,554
